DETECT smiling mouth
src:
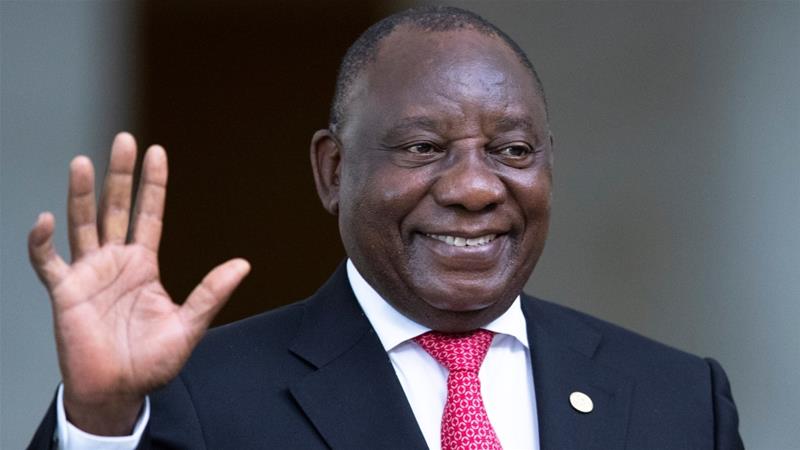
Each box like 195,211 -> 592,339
425,233 -> 498,247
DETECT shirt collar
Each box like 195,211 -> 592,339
346,259 -> 529,352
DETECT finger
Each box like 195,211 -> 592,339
67,156 -> 99,260
28,212 -> 69,289
131,145 -> 167,253
99,132 -> 137,245
179,259 -> 250,330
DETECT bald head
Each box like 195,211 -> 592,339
329,5 -> 547,133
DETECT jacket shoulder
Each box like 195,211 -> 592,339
521,294 -> 709,379
188,300 -> 309,370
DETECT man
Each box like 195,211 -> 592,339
28,6 -> 743,450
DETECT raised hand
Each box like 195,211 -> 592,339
28,133 -> 250,435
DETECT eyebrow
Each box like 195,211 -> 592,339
380,114 -> 538,143
492,116 -> 535,133
381,116 -> 443,142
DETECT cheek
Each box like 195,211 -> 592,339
339,159 -> 433,243
508,170 -> 552,231
346,160 -> 431,213
526,183 -> 552,219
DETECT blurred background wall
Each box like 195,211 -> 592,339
2,1 -> 798,448
2,2 -> 137,448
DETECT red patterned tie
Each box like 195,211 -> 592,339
414,329 -> 503,450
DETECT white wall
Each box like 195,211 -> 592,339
1,2 -> 135,447
420,1 -> 798,448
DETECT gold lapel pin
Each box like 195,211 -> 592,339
569,391 -> 594,414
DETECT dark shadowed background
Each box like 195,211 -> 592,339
2,1 -> 798,448
134,1 -> 378,324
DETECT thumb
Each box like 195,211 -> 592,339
179,258 -> 250,332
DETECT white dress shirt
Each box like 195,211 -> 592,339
55,259 -> 540,449
347,260 -> 540,450
54,385 -> 150,450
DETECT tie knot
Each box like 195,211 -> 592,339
414,329 -> 495,373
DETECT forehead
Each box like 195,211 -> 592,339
344,27 -> 545,136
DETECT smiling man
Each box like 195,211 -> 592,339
312,22 -> 552,334
28,6 -> 742,450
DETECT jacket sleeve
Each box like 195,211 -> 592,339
136,373 -> 206,450
706,358 -> 745,450
27,392 -> 58,450
27,375 -> 203,450
28,385 -> 147,450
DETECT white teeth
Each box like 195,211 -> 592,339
465,237 -> 481,246
426,233 -> 497,247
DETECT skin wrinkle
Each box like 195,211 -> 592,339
85,255 -> 136,319
134,187 -> 166,218
99,163 -> 135,243
69,197 -> 96,225
126,285 -> 169,386
182,284 -> 211,325
37,247 -> 61,280
441,65 -> 509,100
58,270 -> 158,395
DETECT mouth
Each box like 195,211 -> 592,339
417,231 -> 508,271
424,233 -> 498,247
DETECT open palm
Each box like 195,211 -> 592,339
28,133 -> 249,434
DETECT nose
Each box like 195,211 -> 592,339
431,149 -> 506,211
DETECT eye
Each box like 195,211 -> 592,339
387,141 -> 445,167
495,144 -> 533,158
405,142 -> 438,154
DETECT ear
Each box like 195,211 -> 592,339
310,129 -> 341,215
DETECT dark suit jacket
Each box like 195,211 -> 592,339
30,263 -> 744,449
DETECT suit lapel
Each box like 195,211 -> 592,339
523,296 -> 633,450
287,264 -> 428,450
286,266 -> 632,449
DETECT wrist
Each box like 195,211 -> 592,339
62,386 -> 145,436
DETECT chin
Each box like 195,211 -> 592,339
429,298 -> 495,314
420,305 -> 504,333
436,273 -> 513,299
418,283 -> 511,313
389,280 -> 516,332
